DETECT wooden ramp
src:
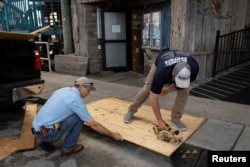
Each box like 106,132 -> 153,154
87,97 -> 206,157
0,31 -> 38,40
0,104 -> 37,160
0,26 -> 51,40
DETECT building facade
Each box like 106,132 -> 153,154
72,0 -> 250,81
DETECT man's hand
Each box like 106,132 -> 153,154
160,87 -> 169,96
161,84 -> 176,96
85,119 -> 123,141
112,132 -> 123,141
158,119 -> 167,130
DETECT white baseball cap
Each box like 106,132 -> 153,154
173,62 -> 191,88
74,77 -> 96,90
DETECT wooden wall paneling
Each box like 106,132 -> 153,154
185,0 -> 198,52
230,0 -> 247,31
219,0 -> 233,33
170,0 -> 187,50
193,0 -> 205,52
246,1 -> 250,27
202,0 -> 215,52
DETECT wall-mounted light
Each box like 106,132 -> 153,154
91,5 -> 99,20
91,12 -> 97,20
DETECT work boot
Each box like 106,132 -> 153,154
124,110 -> 134,123
61,144 -> 84,156
171,120 -> 187,131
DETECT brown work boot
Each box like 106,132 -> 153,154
61,144 -> 84,156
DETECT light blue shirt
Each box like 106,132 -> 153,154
32,87 -> 93,131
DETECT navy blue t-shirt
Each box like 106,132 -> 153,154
151,50 -> 199,94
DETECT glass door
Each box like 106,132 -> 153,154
103,12 -> 127,70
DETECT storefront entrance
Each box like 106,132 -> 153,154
103,11 -> 128,71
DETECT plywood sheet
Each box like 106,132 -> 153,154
18,104 -> 37,150
30,25 -> 51,35
0,31 -> 38,40
0,104 -> 37,160
87,97 -> 206,157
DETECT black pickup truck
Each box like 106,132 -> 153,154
0,32 -> 44,109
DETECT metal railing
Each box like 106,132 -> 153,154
0,0 -> 62,35
0,0 -> 45,32
213,28 -> 250,77
35,41 -> 53,72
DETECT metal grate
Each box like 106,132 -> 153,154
191,64 -> 250,105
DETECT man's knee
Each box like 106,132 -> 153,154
66,115 -> 83,128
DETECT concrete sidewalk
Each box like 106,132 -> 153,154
40,71 -> 250,152
1,70 -> 249,167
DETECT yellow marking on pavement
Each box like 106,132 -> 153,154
192,149 -> 199,154
181,154 -> 187,158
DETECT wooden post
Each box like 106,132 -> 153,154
61,0 -> 73,54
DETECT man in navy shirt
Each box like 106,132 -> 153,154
32,77 -> 122,156
124,50 -> 199,131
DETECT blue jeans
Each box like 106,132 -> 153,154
35,114 -> 83,150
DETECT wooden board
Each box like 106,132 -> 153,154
0,104 -> 37,160
0,31 -> 38,40
30,25 -> 51,35
18,104 -> 37,150
87,97 -> 207,157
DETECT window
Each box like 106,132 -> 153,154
142,3 -> 170,50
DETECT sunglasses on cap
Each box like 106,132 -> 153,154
82,83 -> 94,86
82,82 -> 96,91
